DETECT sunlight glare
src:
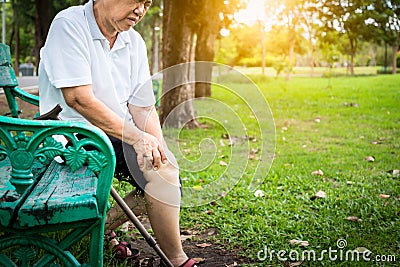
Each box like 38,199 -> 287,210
235,0 -> 266,25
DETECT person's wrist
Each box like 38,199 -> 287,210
122,124 -> 143,145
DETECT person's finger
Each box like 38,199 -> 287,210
137,153 -> 144,170
144,154 -> 154,170
152,148 -> 162,170
158,144 -> 167,164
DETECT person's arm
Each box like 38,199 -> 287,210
62,85 -> 135,141
128,104 -> 167,169
62,85 -> 165,170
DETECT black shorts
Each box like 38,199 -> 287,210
108,135 -> 147,192
108,136 -> 182,194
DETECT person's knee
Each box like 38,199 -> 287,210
143,161 -> 180,187
143,160 -> 181,206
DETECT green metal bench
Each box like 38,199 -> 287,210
0,44 -> 116,266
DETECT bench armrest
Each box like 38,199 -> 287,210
0,116 -> 116,214
6,86 -> 39,106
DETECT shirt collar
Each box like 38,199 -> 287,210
84,0 -> 105,40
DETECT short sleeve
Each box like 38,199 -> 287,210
41,17 -> 92,89
128,33 -> 156,107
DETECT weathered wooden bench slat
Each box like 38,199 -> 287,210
18,161 -> 99,228
0,158 -> 48,227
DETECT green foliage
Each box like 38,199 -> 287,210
272,59 -> 288,77
369,0 -> 400,46
8,0 -> 82,66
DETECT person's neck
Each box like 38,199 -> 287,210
93,1 -> 118,48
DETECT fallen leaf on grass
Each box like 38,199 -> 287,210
346,216 -> 362,222
289,239 -> 309,247
379,194 -> 390,199
192,257 -> 206,263
180,234 -> 195,241
120,222 -> 130,232
219,160 -> 228,166
196,243 -> 212,248
365,156 -> 375,162
254,190 -> 265,197
228,136 -> 243,146
284,260 -> 305,267
192,185 -> 203,190
310,190 -> 326,200
354,247 -> 371,254
206,228 -> 217,236
248,148 -> 259,160
181,229 -> 198,235
221,133 -> 229,139
344,102 -> 359,107
387,169 -> 400,176
311,169 -> 324,176
248,135 -> 257,142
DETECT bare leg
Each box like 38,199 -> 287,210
105,189 -> 146,259
142,161 -> 188,266
105,189 -> 146,232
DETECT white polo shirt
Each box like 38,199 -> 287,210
39,0 -> 155,122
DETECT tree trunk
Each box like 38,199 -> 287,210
13,27 -> 19,76
194,26 -> 217,98
194,0 -> 219,98
34,0 -> 51,70
350,53 -> 355,75
286,34 -> 295,81
384,42 -> 388,72
150,23 -> 157,75
12,1 -> 19,75
160,0 -> 198,128
309,38 -> 314,77
261,23 -> 266,76
348,34 -> 356,75
392,38 -> 399,74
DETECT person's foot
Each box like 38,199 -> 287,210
160,258 -> 198,267
106,231 -> 140,260
176,258 -> 198,267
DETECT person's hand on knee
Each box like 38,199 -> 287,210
132,132 -> 167,171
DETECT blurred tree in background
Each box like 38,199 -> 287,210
1,0 -> 398,127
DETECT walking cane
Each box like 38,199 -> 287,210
110,187 -> 174,267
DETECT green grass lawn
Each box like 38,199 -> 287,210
236,66 -> 385,77
1,72 -> 398,266
176,74 -> 400,266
